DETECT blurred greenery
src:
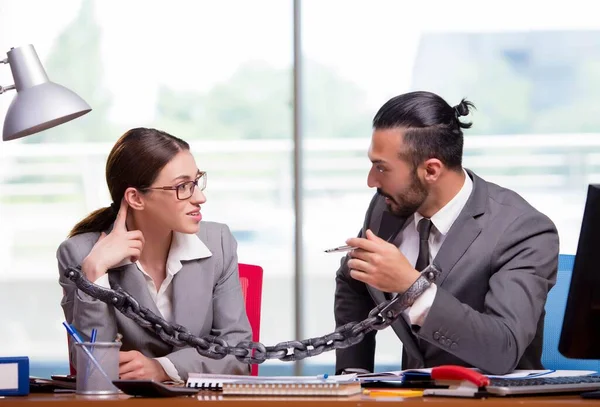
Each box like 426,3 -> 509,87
154,60 -> 372,140
25,0 -> 113,143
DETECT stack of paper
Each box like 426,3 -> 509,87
185,373 -> 361,397
358,368 -> 599,383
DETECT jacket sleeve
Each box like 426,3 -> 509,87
57,235 -> 118,364
334,194 -> 380,374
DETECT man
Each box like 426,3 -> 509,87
334,91 -> 559,375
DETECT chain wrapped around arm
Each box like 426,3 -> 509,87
64,264 -> 440,364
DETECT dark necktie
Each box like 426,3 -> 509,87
415,218 -> 433,271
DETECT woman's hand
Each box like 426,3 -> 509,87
81,199 -> 145,281
119,350 -> 170,382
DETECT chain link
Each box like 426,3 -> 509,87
64,265 -> 435,364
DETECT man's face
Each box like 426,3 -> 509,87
367,128 -> 428,217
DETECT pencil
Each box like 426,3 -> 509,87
363,389 -> 424,397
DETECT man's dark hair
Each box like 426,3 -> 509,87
372,91 -> 475,170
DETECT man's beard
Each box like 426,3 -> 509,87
378,172 -> 428,218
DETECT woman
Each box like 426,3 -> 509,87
58,127 -> 252,382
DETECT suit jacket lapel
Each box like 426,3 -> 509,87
433,169 -> 487,286
172,259 -> 213,334
377,210 -> 406,242
108,264 -> 162,318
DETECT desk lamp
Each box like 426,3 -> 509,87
0,44 -> 91,141
0,44 -> 91,396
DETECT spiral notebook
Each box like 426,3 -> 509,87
186,373 -> 361,396
221,381 -> 362,396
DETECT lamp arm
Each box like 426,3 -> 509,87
0,57 -> 15,94
0,84 -> 16,95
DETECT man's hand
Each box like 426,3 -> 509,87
119,350 -> 169,381
81,198 -> 145,281
346,229 -> 420,293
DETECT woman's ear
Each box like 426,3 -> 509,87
124,187 -> 145,211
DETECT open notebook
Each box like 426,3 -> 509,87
186,373 -> 361,396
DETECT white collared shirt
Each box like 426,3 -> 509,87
93,231 -> 212,382
398,169 -> 473,326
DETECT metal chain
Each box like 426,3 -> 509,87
64,265 -> 437,364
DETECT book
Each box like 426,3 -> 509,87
186,373 -> 361,396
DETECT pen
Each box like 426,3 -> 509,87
87,328 -> 98,381
69,324 -> 84,343
324,245 -> 356,253
62,322 -> 111,383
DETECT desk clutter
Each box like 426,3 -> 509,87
10,364 -> 600,399
183,366 -> 600,398
361,366 -> 600,398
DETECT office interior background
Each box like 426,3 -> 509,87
0,0 -> 599,377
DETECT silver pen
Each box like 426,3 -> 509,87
324,245 -> 356,253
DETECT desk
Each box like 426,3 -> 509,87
1,393 -> 598,406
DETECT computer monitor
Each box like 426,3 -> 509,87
559,184 -> 600,359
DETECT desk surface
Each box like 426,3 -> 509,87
1,393 -> 598,406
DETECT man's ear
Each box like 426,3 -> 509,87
423,158 -> 443,183
124,187 -> 145,211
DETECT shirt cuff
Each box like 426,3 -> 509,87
155,357 -> 183,383
77,274 -> 111,301
403,283 -> 437,327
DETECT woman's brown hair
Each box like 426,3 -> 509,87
69,127 -> 189,237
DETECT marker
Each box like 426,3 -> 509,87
316,374 -> 329,380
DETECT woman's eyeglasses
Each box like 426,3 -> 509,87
143,172 -> 207,200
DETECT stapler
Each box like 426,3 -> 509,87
423,365 -> 491,398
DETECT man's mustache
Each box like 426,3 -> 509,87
377,188 -> 393,201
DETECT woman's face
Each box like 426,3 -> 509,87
141,150 -> 206,234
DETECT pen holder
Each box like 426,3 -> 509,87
74,341 -> 121,395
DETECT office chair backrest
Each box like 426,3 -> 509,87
68,263 -> 264,377
542,254 -> 600,371
238,263 -> 264,376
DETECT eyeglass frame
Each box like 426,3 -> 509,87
141,171 -> 207,200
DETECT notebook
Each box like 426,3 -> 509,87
221,381 -> 362,396
186,373 -> 361,396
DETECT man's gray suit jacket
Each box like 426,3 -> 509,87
335,169 -> 559,375
58,221 -> 252,380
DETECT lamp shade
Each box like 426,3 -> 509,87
2,44 -> 91,141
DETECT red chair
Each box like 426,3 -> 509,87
68,263 -> 264,377
237,263 -> 264,376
